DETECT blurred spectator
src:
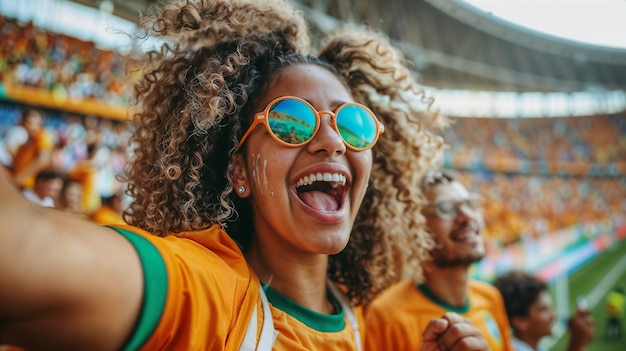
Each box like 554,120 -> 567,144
0,123 -> 27,168
494,270 -> 595,351
10,108 -> 55,189
68,143 -> 101,213
22,167 -> 65,208
57,177 -> 85,216
90,193 -> 125,225
605,286 -> 624,341
53,114 -> 87,171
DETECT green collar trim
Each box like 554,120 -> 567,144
109,227 -> 168,351
263,285 -> 345,332
417,283 -> 470,313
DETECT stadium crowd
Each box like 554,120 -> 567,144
442,116 -> 626,245
0,15 -> 134,108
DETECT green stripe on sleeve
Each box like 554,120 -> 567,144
109,226 -> 168,351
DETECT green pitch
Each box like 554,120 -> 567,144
548,238 -> 626,350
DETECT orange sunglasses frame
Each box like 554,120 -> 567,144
236,96 -> 385,151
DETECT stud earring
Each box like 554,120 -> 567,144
238,186 -> 245,194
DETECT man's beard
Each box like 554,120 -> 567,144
431,249 -> 485,268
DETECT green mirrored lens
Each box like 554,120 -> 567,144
336,105 -> 377,149
267,99 -> 316,145
437,202 -> 457,217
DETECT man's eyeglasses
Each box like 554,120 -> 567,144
424,194 -> 484,220
236,96 -> 385,151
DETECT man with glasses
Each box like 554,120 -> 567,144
365,170 -> 513,351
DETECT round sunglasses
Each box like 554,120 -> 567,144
424,193 -> 484,220
236,96 -> 385,151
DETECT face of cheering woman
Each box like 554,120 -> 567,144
232,63 -> 373,290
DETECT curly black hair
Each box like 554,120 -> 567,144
493,270 -> 548,322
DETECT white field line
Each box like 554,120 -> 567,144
544,253 -> 626,350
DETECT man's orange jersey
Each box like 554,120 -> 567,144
365,279 -> 513,351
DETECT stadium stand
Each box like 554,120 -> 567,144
442,115 -> 626,245
0,15 -> 134,120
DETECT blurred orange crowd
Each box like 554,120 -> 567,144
444,116 -> 626,245
0,15 -> 135,116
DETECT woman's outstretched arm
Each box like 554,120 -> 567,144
0,167 -> 144,351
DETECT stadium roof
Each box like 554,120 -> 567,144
67,0 -> 626,94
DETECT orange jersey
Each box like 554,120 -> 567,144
89,205 -> 125,225
68,160 -> 100,213
11,129 -> 54,189
365,279 -> 513,351
110,225 -> 364,351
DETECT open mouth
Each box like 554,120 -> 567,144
295,172 -> 347,212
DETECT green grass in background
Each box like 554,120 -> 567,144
548,239 -> 626,351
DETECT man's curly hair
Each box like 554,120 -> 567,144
123,0 -> 448,305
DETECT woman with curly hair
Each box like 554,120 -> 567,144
0,0 -> 482,350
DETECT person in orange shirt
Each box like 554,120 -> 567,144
10,108 -> 55,190
21,167 -> 65,208
0,123 -> 27,168
67,143 -> 101,213
56,177 -> 87,217
0,1 -> 473,350
89,193 -> 125,225
365,170 -> 513,351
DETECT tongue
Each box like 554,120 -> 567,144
300,190 -> 339,212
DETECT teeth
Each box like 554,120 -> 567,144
296,172 -> 346,187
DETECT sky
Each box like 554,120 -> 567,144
461,0 -> 626,49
